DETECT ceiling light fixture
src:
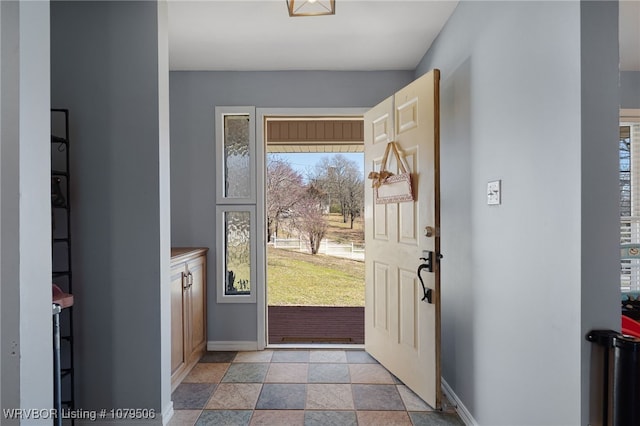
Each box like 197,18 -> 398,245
287,0 -> 335,17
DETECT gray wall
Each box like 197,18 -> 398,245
580,2 -> 621,423
169,71 -> 413,342
51,1 -> 171,419
621,71 -> 640,108
416,1 -> 619,424
1,1 -> 52,422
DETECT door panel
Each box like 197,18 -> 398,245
170,264 -> 186,374
373,195 -> 389,239
364,70 -> 441,408
398,268 -> 417,348
396,97 -> 419,133
373,262 -> 390,331
399,199 -> 418,243
187,255 -> 206,356
372,112 -> 392,144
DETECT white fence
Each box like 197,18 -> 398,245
270,237 -> 364,261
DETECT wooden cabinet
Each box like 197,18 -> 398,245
171,247 -> 208,390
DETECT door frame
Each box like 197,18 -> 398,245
255,107 -> 367,349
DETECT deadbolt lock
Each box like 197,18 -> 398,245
425,226 -> 435,237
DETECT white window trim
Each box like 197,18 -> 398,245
216,205 -> 257,304
215,106 -> 258,304
215,106 -> 256,205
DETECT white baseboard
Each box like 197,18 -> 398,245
161,401 -> 174,426
207,340 -> 259,351
442,378 -> 478,426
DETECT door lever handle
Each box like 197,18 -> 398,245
417,252 -> 433,303
420,252 -> 433,273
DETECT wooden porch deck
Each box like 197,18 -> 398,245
268,306 -> 364,344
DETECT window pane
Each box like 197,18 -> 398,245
620,126 -> 631,217
224,115 -> 251,198
225,211 -> 251,296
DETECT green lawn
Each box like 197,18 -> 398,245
267,246 -> 364,306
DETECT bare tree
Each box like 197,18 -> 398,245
266,156 -> 305,242
344,171 -> 364,229
291,184 -> 328,255
312,154 -> 364,228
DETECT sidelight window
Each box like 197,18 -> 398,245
216,107 -> 257,302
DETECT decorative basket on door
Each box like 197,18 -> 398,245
367,141 -> 414,204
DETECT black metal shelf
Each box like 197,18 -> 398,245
51,135 -> 68,144
51,108 -> 74,425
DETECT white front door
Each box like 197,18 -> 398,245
364,69 -> 441,408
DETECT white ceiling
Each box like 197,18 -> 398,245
168,0 -> 458,71
168,0 -> 640,72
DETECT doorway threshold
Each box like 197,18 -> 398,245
267,343 -> 365,350
268,305 -> 365,344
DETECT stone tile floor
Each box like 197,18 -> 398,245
169,349 -> 464,426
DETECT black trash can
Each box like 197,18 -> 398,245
587,329 -> 640,426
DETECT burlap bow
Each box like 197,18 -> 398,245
367,170 -> 394,188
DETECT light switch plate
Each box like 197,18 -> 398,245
487,180 -> 501,205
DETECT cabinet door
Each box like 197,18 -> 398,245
186,255 -> 206,358
170,263 -> 186,374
